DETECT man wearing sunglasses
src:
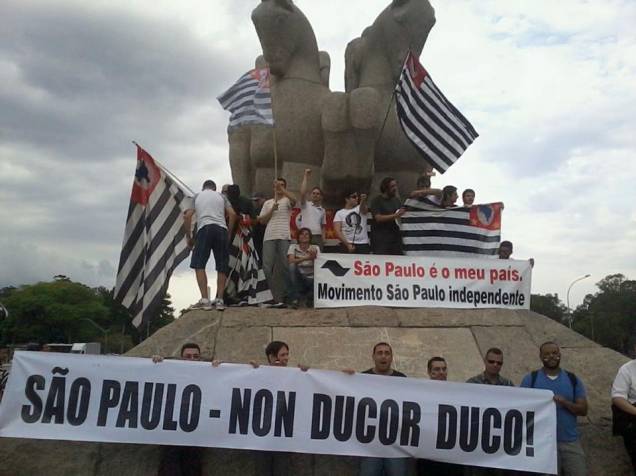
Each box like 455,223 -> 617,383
466,347 -> 514,386
333,190 -> 370,254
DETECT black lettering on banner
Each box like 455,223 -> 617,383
526,411 -> 535,457
400,401 -> 421,447
67,378 -> 91,426
179,384 -> 201,432
163,384 -> 178,431
97,380 -> 120,427
140,382 -> 164,430
481,408 -> 502,454
311,393 -> 332,440
274,391 -> 296,437
504,410 -> 523,455
116,382 -> 139,428
21,375 -> 45,423
436,405 -> 457,449
229,388 -> 251,435
252,389 -> 273,437
355,398 -> 377,444
42,376 -> 66,424
333,395 -> 355,442
459,406 -> 479,452
378,399 -> 399,445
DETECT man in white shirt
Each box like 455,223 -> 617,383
612,343 -> 636,471
258,178 -> 297,305
183,180 -> 237,311
333,190 -> 370,254
298,169 -> 326,249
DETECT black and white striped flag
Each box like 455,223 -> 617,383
400,197 -> 502,257
226,224 -> 272,305
217,68 -> 274,129
396,52 -> 478,173
114,146 -> 193,329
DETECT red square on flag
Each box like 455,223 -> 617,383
469,203 -> 502,231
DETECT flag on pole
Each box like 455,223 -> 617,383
226,223 -> 273,305
400,197 -> 502,257
395,51 -> 478,173
114,146 -> 193,329
217,68 -> 274,129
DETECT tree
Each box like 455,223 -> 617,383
572,274 -> 636,354
530,293 -> 568,323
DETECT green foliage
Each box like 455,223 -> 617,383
0,278 -> 176,352
572,274 -> 636,355
530,293 -> 567,323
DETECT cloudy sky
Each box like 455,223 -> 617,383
2,0 -> 635,314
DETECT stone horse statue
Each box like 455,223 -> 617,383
345,0 -> 437,198
229,0 -> 381,207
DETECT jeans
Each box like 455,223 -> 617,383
262,239 -> 291,302
360,457 -> 408,476
289,264 -> 314,303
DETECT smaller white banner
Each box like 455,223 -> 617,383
314,254 -> 531,309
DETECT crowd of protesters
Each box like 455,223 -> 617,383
183,170 -> 533,310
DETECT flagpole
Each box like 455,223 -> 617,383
268,67 -> 279,204
132,141 -> 195,196
375,49 -> 412,147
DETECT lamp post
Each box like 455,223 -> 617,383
80,318 -> 109,354
566,274 -> 591,329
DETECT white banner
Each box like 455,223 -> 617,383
314,254 -> 532,309
0,352 -> 556,474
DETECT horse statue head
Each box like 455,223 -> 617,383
252,0 -> 322,84
345,0 -> 436,91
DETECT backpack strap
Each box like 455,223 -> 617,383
566,371 -> 578,401
530,370 -> 538,388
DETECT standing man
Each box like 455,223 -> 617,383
467,347 -> 514,386
258,178 -> 297,305
333,190 -> 370,254
465,348 -> 513,476
521,342 -> 588,476
462,188 -> 475,206
299,169 -> 326,249
153,343 -> 203,476
418,356 -> 463,476
611,342 -> 636,472
370,177 -> 405,255
184,180 -> 237,311
354,342 -> 408,476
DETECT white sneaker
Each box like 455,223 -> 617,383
215,298 -> 225,311
190,298 -> 212,310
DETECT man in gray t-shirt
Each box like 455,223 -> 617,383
184,180 -> 236,311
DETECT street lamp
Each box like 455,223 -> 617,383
567,274 -> 591,328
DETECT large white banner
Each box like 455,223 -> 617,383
0,352 -> 556,474
314,254 -> 532,309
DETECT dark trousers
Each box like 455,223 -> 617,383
624,433 -> 636,473
157,446 -> 202,476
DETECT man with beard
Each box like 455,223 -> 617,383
370,177 -> 405,255
521,342 -> 588,476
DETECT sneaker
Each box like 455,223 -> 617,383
215,298 -> 225,311
290,300 -> 299,309
238,299 -> 249,307
270,301 -> 287,309
190,298 -> 212,310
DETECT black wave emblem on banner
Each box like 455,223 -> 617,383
321,260 -> 350,277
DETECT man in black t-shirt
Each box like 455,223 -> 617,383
370,177 -> 405,255
355,342 -> 408,476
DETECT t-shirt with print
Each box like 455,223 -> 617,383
300,201 -> 326,235
259,197 -> 292,241
287,244 -> 319,278
333,206 -> 369,244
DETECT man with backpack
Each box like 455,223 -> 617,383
521,341 -> 588,475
